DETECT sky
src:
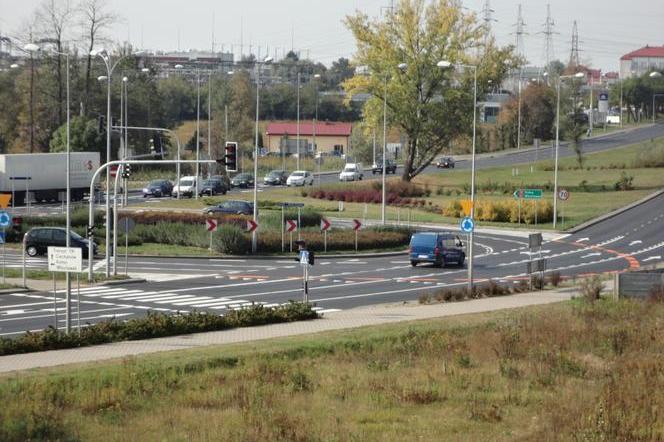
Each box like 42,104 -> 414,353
1,0 -> 662,72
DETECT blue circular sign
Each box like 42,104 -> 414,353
460,216 -> 474,233
0,211 -> 11,228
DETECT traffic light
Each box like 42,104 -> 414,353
98,115 -> 105,134
224,142 -> 238,172
86,224 -> 95,238
308,250 -> 315,266
121,163 -> 132,179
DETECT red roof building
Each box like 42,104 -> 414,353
265,121 -> 352,156
620,45 -> 664,79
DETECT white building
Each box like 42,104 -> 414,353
620,45 -> 664,79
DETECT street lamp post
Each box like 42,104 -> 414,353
438,60 -> 477,294
90,48 -> 142,277
296,72 -> 301,170
553,72 -> 585,229
195,68 -> 201,198
650,71 -> 663,123
252,56 -> 273,253
313,74 -> 321,185
381,75 -> 388,224
173,64 -> 184,197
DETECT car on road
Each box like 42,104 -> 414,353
435,157 -> 455,168
230,173 -> 255,188
210,175 -> 231,190
172,176 -> 197,198
287,170 -> 314,186
203,200 -> 255,216
339,163 -> 364,181
409,232 -> 465,267
24,227 -> 98,258
263,170 -> 288,186
199,178 -> 227,196
371,159 -> 397,175
142,179 -> 173,198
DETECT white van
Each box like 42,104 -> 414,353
339,163 -> 364,182
172,176 -> 197,198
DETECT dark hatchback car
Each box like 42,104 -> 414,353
203,200 -> 255,216
435,157 -> 455,168
142,179 -> 173,197
409,232 -> 465,267
230,173 -> 255,188
371,159 -> 397,174
210,175 -> 231,190
263,170 -> 288,185
199,178 -> 227,196
24,227 -> 98,258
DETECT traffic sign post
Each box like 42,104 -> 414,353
0,230 -> 5,285
558,189 -> 570,229
352,219 -> 362,251
118,217 -> 136,276
47,247 -> 83,331
206,219 -> 218,253
321,218 -> 331,252
279,203 -> 305,252
460,217 -> 475,233
286,219 -> 298,252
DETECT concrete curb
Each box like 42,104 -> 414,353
125,250 -> 408,260
0,287 -> 31,295
103,278 -> 147,286
566,188 -> 664,234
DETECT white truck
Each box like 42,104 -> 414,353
339,163 -> 364,182
0,152 -> 101,205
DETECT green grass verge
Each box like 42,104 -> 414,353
0,268 -> 129,282
1,299 -> 662,441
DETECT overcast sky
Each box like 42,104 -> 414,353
1,0 -> 662,71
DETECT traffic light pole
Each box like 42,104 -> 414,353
87,160 -> 217,282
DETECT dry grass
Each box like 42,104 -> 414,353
1,299 -> 663,441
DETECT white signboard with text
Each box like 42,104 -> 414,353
47,246 -> 83,273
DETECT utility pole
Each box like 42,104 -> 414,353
513,5 -> 526,150
541,4 -> 556,71
569,21 -> 580,69
481,0 -> 496,48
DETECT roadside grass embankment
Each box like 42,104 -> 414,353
1,297 -> 662,441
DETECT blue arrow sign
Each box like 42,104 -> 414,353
0,231 -> 5,244
460,216 -> 475,233
0,211 -> 11,228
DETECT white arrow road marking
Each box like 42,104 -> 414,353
520,250 -> 551,255
629,240 -> 643,246
643,256 -> 661,262
575,237 -> 590,243
581,253 -> 602,258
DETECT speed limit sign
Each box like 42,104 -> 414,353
558,189 -> 570,201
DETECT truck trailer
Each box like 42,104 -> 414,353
0,152 -> 101,205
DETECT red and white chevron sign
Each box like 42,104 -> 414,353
206,219 -> 218,232
286,219 -> 297,232
352,219 -> 362,231
320,218 -> 331,231
246,220 -> 258,233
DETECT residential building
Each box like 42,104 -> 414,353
620,45 -> 664,79
265,121 -> 352,156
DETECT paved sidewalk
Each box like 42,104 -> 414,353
0,288 -> 575,374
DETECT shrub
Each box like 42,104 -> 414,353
614,172 -> 634,191
548,272 -> 562,287
580,275 -> 604,302
213,224 -> 250,255
647,284 -> 664,303
119,210 -> 248,227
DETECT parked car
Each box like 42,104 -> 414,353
172,176 -> 197,198
339,163 -> 364,181
263,170 -> 288,185
198,178 -> 227,196
371,159 -> 398,174
286,170 -> 314,186
408,232 -> 465,267
210,174 -> 231,190
435,157 -> 455,168
24,227 -> 98,258
230,173 -> 254,188
203,200 -> 255,216
142,179 -> 173,198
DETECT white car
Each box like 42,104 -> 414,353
339,163 -> 364,181
172,175 -> 197,198
286,170 -> 314,186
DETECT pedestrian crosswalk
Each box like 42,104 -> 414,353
54,286 -> 341,314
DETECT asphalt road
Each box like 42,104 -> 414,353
1,188 -> 662,336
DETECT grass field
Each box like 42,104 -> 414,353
132,137 -> 664,231
1,298 -> 662,441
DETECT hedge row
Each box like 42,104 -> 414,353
119,210 -> 249,227
443,199 -> 554,224
0,302 -> 318,356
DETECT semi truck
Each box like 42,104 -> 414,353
0,152 -> 101,205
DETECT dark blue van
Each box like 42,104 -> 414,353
409,232 -> 465,267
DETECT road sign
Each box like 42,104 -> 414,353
558,189 -> 570,201
110,165 -> 119,178
286,219 -> 298,232
299,250 -> 310,266
206,219 -> 218,232
0,194 -> 10,209
118,217 -> 136,233
460,200 -> 473,216
0,231 -> 5,244
529,233 -> 543,249
514,189 -> 542,200
47,246 -> 83,273
321,218 -> 331,231
460,217 -> 474,233
0,211 -> 11,228
246,220 -> 258,233
513,189 -> 523,199
352,219 -> 362,231
278,202 -> 305,208
527,258 -> 547,274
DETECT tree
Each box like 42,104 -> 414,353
343,0 -> 514,181
49,115 -> 104,153
497,83 -> 556,145
561,79 -> 588,168
327,57 -> 355,89
78,0 -> 118,116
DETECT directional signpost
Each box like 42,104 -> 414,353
353,219 -> 362,251
321,218 -> 331,252
0,211 -> 10,286
514,188 -> 543,225
47,246 -> 83,331
286,219 -> 298,252
279,202 -> 305,252
206,219 -> 218,253
246,220 -> 258,233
